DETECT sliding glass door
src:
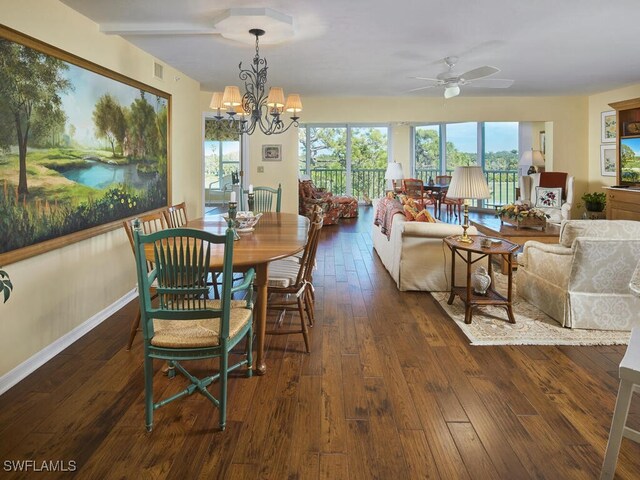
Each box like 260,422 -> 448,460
299,125 -> 388,200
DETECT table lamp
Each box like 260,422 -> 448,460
385,162 -> 404,192
521,149 -> 545,175
447,166 -> 491,243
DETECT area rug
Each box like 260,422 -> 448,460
431,273 -> 630,346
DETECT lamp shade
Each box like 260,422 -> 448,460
209,91 -> 224,110
447,166 -> 491,200
222,86 -> 242,107
520,149 -> 545,167
384,162 -> 404,180
284,94 -> 303,114
267,87 -> 285,108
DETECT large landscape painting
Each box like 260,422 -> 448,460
0,26 -> 170,264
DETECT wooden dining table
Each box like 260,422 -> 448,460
186,212 -> 309,375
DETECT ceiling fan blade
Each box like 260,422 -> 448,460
409,76 -> 441,82
459,66 -> 499,81
407,85 -> 439,93
467,78 -> 514,88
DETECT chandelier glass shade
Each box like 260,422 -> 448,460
209,29 -> 302,135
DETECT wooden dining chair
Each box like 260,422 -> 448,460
436,175 -> 462,220
132,223 -> 255,432
402,178 -> 435,210
244,184 -> 282,213
163,201 -> 188,227
123,210 -> 169,350
265,213 -> 323,352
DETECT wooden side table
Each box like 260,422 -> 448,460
443,235 -> 520,324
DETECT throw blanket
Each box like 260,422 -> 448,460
539,172 -> 568,200
374,197 -> 404,240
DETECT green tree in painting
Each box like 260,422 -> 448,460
127,91 -> 158,159
93,94 -> 126,157
0,39 -> 72,195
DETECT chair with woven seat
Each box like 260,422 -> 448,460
402,178 -> 436,211
265,213 -> 324,352
436,175 -> 462,221
163,201 -> 188,227
243,184 -> 282,212
123,210 -> 169,350
132,223 -> 255,432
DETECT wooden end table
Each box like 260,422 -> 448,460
470,218 -> 561,274
444,235 -> 520,325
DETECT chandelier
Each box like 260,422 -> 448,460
209,28 -> 302,136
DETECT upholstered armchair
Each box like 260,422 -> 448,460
518,220 -> 640,330
298,179 -> 358,225
519,172 -> 574,224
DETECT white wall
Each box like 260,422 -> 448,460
0,0 -> 202,379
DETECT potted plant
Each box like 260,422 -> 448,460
0,268 -> 13,303
579,192 -> 606,213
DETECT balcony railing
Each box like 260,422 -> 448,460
302,168 -> 518,207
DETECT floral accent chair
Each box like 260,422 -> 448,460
518,220 -> 640,331
519,172 -> 574,224
298,180 -> 358,225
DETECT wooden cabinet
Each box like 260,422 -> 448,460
605,187 -> 640,221
608,97 -> 640,220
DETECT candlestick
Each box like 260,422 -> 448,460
229,191 -> 236,203
247,192 -> 255,212
248,184 -> 254,194
227,201 -> 240,240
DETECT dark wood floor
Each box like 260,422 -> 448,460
1,207 -> 639,479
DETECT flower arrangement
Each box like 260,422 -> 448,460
496,203 -> 549,222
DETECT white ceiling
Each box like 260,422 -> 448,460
60,0 -> 640,98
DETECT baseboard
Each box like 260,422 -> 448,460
0,288 -> 137,396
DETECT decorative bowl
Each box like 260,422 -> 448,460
224,212 -> 262,231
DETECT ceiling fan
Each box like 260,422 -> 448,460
410,56 -> 514,98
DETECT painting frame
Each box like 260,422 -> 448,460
600,145 -> 616,177
262,144 -> 282,161
0,25 -> 172,266
601,110 -> 617,143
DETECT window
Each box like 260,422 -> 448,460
413,122 -> 520,208
204,118 -> 241,206
299,125 -> 388,199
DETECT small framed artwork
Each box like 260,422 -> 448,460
601,110 -> 617,143
539,131 -> 546,154
600,144 -> 616,176
262,144 -> 282,161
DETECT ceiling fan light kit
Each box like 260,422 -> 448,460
209,28 -> 302,135
444,84 -> 461,99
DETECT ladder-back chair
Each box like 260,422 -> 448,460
163,202 -> 188,227
402,178 -> 435,210
265,212 -> 323,352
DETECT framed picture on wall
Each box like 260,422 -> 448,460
262,144 -> 282,161
600,144 -> 616,176
601,110 -> 617,143
0,25 -> 171,266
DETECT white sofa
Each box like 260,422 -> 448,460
372,201 -> 483,291
519,173 -> 574,224
518,220 -> 640,330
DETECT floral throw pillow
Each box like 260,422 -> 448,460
534,186 -> 562,209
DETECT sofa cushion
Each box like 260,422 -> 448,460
560,219 -> 640,248
534,186 -> 562,209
